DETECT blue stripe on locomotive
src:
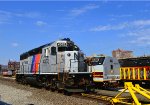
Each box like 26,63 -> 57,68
31,55 -> 35,73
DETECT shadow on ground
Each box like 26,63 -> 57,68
0,101 -> 11,105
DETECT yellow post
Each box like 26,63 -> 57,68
133,68 -> 135,80
120,68 -> 122,79
124,68 -> 126,79
144,67 -> 146,80
128,68 -> 130,79
138,68 -> 140,80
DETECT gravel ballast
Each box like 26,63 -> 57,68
0,77 -> 106,105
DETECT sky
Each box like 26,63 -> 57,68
0,1 -> 150,64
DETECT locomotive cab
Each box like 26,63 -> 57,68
56,39 -> 86,73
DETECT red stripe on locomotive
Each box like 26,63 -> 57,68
93,72 -> 103,78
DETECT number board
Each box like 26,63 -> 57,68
57,42 -> 73,47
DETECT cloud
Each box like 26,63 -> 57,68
130,35 -> 150,46
70,4 -> 99,16
109,14 -> 132,21
0,10 -> 12,24
0,10 -> 42,24
90,19 -> 150,46
11,42 -> 19,47
0,10 -> 41,18
132,20 -> 150,26
126,28 -> 150,46
0,10 -> 12,16
110,14 -> 133,18
90,22 -> 128,31
15,12 -> 41,18
90,20 -> 150,31
36,21 -> 47,26
90,25 -> 112,31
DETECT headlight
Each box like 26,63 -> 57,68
67,53 -> 71,57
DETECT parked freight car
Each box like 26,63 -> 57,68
119,57 -> 150,85
16,38 -> 92,93
85,55 -> 120,88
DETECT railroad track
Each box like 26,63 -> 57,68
81,93 -> 113,101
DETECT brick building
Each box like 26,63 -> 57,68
112,48 -> 134,59
8,61 -> 20,70
8,60 -> 20,75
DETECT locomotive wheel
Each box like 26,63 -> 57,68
45,80 -> 51,90
79,77 -> 90,86
57,89 -> 63,93
65,78 -> 74,86
21,77 -> 27,85
56,82 -> 64,93
22,79 -> 27,85
50,78 -> 57,92
63,90 -> 72,96
50,87 -> 56,92
16,78 -> 22,84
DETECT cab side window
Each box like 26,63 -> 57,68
51,47 -> 56,55
111,65 -> 113,70
44,48 -> 50,57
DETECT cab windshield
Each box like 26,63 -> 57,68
58,46 -> 79,52
90,57 -> 105,65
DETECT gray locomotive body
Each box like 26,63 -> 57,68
16,38 -> 92,92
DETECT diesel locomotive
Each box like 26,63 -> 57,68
16,38 -> 92,93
